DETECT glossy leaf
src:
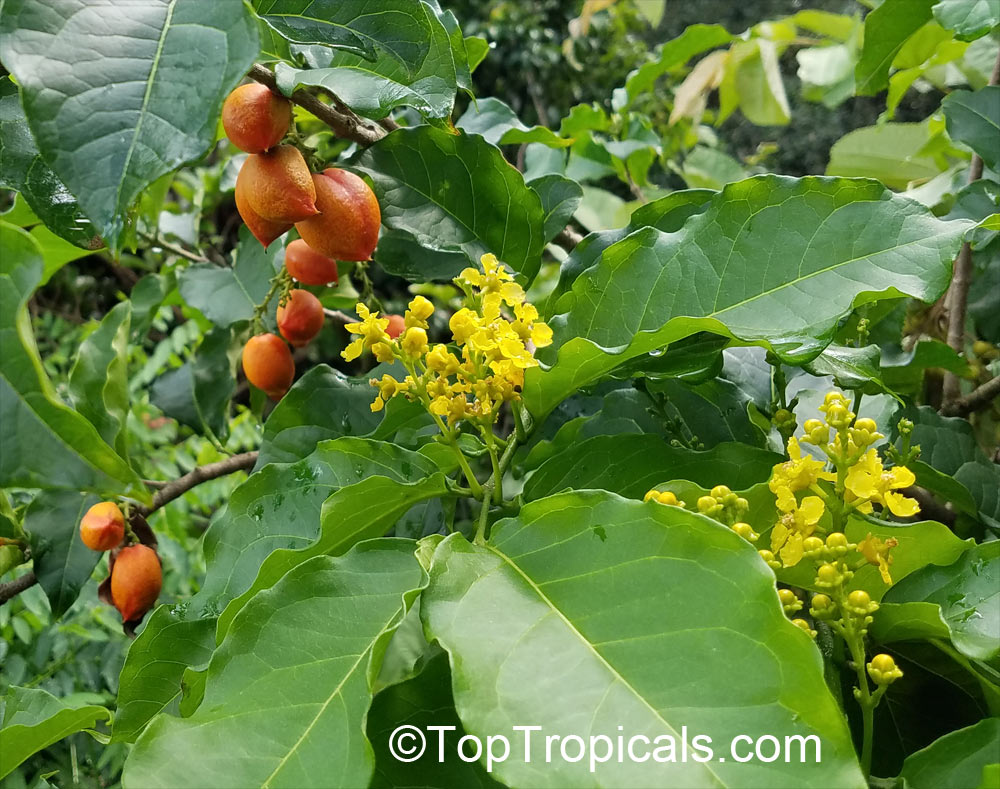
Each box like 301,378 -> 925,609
897,717 -> 1000,788
456,97 -> 571,148
23,490 -> 101,618
855,0 -> 936,95
943,86 -> 1000,171
0,686 -> 111,780
869,601 -> 952,645
524,434 -> 781,501
124,541 -> 426,788
933,0 -> 1000,40
529,174 -> 584,243
884,541 -> 1000,660
112,608 -> 216,744
803,343 -> 897,398
647,377 -> 767,447
353,126 -> 546,284
525,176 -> 969,418
178,227 -> 280,327
0,0 -> 259,251
0,77 -> 99,248
421,492 -> 864,788
0,223 -> 143,496
68,301 -> 131,458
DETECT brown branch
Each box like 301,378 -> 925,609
554,226 -> 584,252
942,48 -> 1000,407
137,451 -> 259,517
941,375 -> 1000,417
323,308 -> 354,323
249,64 -> 386,147
0,572 -> 37,605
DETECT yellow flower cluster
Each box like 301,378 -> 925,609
767,392 -> 918,570
342,254 -> 552,427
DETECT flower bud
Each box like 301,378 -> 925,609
710,485 -> 732,500
809,593 -> 835,619
815,562 -> 841,588
400,327 -> 429,358
778,588 -> 802,613
732,522 -> 759,542
847,589 -> 878,616
791,618 -> 817,638
758,550 -> 781,570
854,418 -> 877,433
803,536 -> 825,557
657,491 -> 682,506
697,496 -> 718,514
867,653 -> 903,685
735,497 -> 750,513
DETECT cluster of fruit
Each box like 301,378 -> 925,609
79,503 -> 161,624
221,83 -> 384,399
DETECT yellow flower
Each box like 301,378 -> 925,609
369,374 -> 409,412
405,295 -> 434,329
371,342 -> 395,363
769,437 -> 832,494
771,494 -> 825,568
426,344 -> 461,375
857,532 -> 899,584
343,303 -> 390,362
400,327 -> 429,358
644,489 -> 686,507
845,450 -> 919,517
449,308 -> 480,345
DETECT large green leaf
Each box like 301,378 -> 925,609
899,717 -> 1000,788
869,601 -> 952,645
422,492 -> 865,788
529,174 -> 584,243
648,376 -> 767,447
124,541 -> 426,788
113,608 -> 216,744
178,227 -> 280,327
456,97 -> 571,148
943,86 -> 1000,171
933,0 -> 1000,40
149,325 -> 239,444
524,434 -> 780,501
826,123 -> 944,190
23,489 -> 101,619
524,176 -> 969,418
0,686 -> 111,780
0,0 -> 258,251
0,223 -> 143,496
353,126 -> 546,284
253,0 -> 432,68
68,301 -> 131,458
885,541 -> 1000,661
855,0 -> 936,95
0,77 -> 99,248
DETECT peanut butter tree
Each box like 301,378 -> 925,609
1,1 -> 998,787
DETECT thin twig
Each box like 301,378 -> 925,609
941,375 -> 1000,417
0,572 -> 37,605
554,226 -> 584,251
137,452 -> 259,516
323,308 -> 355,323
249,64 -> 387,147
942,48 -> 1000,407
142,233 -> 209,263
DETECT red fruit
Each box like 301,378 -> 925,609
241,145 -> 318,223
235,165 -> 292,247
242,333 -> 295,399
79,501 -> 125,552
110,545 -> 162,623
277,289 -> 324,347
386,314 -> 406,339
285,239 -> 339,286
293,169 -> 380,261
222,83 -> 292,154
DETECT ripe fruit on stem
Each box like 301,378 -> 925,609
235,166 -> 291,247
222,83 -> 292,154
242,333 -> 295,399
110,544 -> 162,623
294,169 -> 380,261
285,238 -> 339,285
386,314 -> 406,339
80,501 -> 125,551
277,289 -> 324,347
241,145 -> 318,223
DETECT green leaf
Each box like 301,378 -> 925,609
869,601 -> 953,644
125,542 -> 426,788
0,223 -> 143,496
524,434 -> 780,501
529,174 -> 584,243
647,377 -> 767,447
421,492 -> 864,788
933,0 -> 1000,41
681,147 -> 749,191
524,176 -> 969,419
28,223 -> 99,285
0,0 -> 259,251
803,343 -> 898,398
622,24 -> 733,107
68,301 -> 131,458
855,0 -> 937,95
880,339 -> 970,394
23,490 -> 101,618
149,325 -> 238,444
0,77 -> 99,248
368,653 -> 501,788
719,39 -> 790,126
897,717 -> 1000,788
353,126 -> 546,284
178,227 -> 280,326
253,0 -> 432,69
826,123 -> 944,190
885,541 -> 1000,661
112,608 -> 216,743
457,97 -> 571,148
0,686 -> 110,780
257,363 -> 431,467
943,86 -> 1000,171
